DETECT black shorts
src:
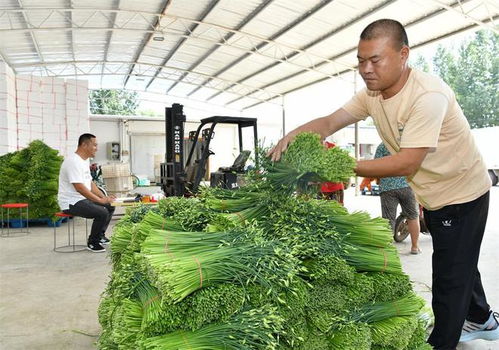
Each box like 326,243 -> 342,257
380,187 -> 418,228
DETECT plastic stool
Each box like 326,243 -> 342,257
53,212 -> 88,253
1,203 -> 29,237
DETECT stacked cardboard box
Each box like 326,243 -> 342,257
0,63 -> 18,154
0,62 -> 90,157
101,163 -> 134,194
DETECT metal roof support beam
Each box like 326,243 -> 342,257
0,25 -> 353,80
12,60 -> 281,101
225,0 -> 479,106
123,0 -> 171,88
424,0 -> 498,33
242,14 -> 498,111
67,0 -> 76,76
16,0 -> 47,75
169,0 -> 274,95
101,0 -> 121,87
195,0 -> 340,100
206,0 -> 395,104
146,0 -> 221,91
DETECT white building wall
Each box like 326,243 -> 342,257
0,62 -> 17,154
89,117 -> 248,181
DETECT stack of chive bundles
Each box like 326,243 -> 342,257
98,132 -> 432,350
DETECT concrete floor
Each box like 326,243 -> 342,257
0,187 -> 498,350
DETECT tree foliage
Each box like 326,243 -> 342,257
89,89 -> 140,115
410,54 -> 430,73
432,30 -> 498,128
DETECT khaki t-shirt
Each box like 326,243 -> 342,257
343,69 -> 490,210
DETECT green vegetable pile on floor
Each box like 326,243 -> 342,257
98,132 -> 432,349
0,140 -> 63,220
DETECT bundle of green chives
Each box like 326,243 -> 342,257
329,322 -> 372,350
317,201 -> 393,248
110,220 -> 135,263
223,202 -> 270,224
110,298 -> 143,348
134,277 -> 163,331
140,306 -> 283,350
205,196 -> 264,213
143,245 -> 260,302
265,132 -> 355,192
342,244 -> 402,274
369,315 -> 419,349
367,272 -> 413,302
140,228 -> 301,303
265,161 -> 322,193
141,211 -> 185,231
350,293 -> 425,323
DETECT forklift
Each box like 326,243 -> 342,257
160,103 -> 258,197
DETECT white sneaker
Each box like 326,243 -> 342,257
460,311 -> 499,342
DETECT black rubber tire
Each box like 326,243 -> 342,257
489,170 -> 498,186
394,214 -> 410,242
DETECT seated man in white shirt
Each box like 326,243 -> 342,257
58,133 -> 115,252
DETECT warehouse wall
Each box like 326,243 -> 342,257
0,62 -> 90,157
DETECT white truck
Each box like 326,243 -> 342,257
471,126 -> 499,186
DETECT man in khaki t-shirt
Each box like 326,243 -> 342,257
269,19 -> 495,350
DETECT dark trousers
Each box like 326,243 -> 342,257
64,199 -> 115,244
424,191 -> 490,350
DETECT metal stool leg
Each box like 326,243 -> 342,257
7,208 -> 10,236
26,205 -> 29,233
53,216 -> 87,253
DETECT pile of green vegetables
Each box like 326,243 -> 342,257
99,132 -> 432,349
0,140 -> 63,220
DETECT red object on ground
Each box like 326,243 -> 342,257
1,203 -> 28,209
55,212 -> 73,218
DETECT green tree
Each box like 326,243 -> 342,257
410,54 -> 430,73
89,89 -> 139,115
432,30 -> 498,128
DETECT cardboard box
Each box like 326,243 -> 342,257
103,176 -> 133,192
101,163 -> 131,178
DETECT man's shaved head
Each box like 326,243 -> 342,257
360,19 -> 409,50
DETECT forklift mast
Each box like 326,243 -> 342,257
160,103 -> 186,196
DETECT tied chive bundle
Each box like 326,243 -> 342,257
343,245 -> 403,274
369,315 -> 419,349
141,306 -> 283,350
350,293 -> 425,323
140,228 -> 301,303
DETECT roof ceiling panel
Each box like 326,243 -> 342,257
0,0 -> 496,110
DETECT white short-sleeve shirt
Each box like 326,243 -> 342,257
58,153 -> 92,210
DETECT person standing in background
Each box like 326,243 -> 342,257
375,142 -> 421,254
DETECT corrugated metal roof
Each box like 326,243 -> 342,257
0,0 -> 497,110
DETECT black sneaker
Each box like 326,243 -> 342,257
87,242 -> 106,253
99,236 -> 110,245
